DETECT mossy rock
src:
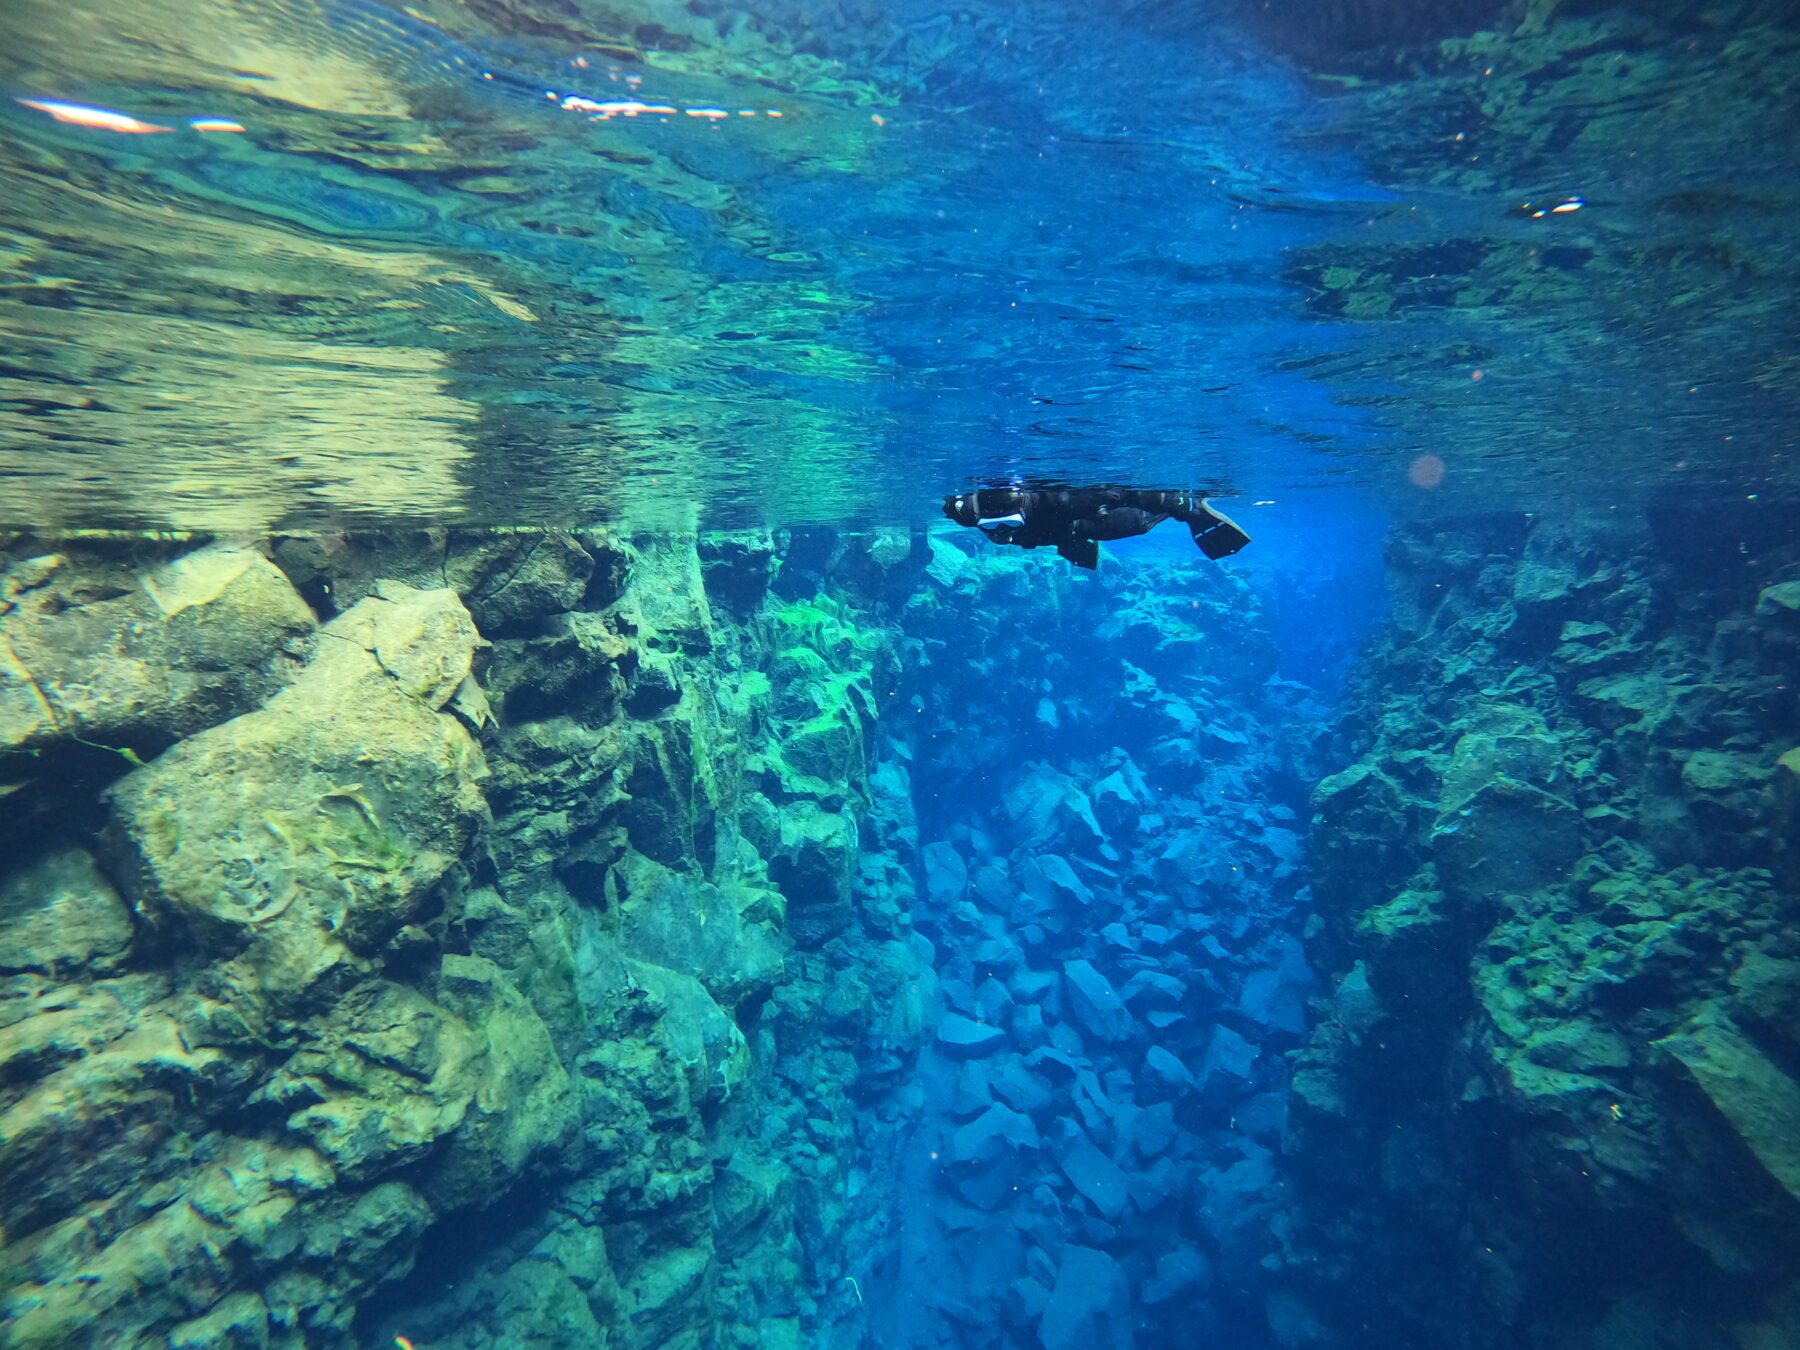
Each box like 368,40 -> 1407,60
1432,776 -> 1581,907
1658,1010 -> 1800,1206
1,543 -> 315,760
612,854 -> 786,1011
765,801 -> 858,948
0,846 -> 133,977
106,584 -> 489,997
272,528 -> 603,632
1767,748 -> 1800,889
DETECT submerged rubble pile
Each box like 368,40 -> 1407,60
879,538 -> 1330,1349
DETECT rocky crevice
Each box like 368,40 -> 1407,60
875,536 -> 1335,1349
4,512 -> 1798,1350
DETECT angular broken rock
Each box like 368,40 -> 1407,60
1659,1011 -> 1800,1205
0,846 -> 134,976
1,544 -> 315,755
1062,959 -> 1136,1042
937,1012 -> 1006,1057
106,583 -> 489,991
1058,1128 -> 1130,1220
1144,1044 -> 1197,1096
1040,1244 -> 1131,1350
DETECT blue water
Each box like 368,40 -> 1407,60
2,4 -> 1799,1350
3,0 -> 1795,530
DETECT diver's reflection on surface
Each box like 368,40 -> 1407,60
942,485 -> 1250,569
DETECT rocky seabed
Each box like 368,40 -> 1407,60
0,511 -> 1795,1350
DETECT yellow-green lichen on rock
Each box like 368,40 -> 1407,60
106,581 -> 489,974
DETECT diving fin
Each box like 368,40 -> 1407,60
1189,500 -> 1250,559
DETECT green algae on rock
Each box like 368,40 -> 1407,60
1284,509 -> 1800,1349
1,542 -> 316,782
0,527 -> 939,1349
108,582 -> 489,961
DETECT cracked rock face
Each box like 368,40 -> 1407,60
269,528 -> 614,635
1282,512 -> 1800,1350
9,512 -> 1793,1350
1,543 -> 316,756
0,567 -> 583,1348
0,530 -> 936,1350
107,582 -> 490,970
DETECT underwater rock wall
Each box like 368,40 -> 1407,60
16,511 -> 1793,1350
2,540 -> 546,1348
877,538 -> 1334,1349
0,528 -> 933,1349
1282,510 -> 1800,1350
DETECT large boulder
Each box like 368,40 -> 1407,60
106,583 -> 489,991
1235,934 -> 1313,1037
1765,747 -> 1800,889
1508,519 -> 1639,644
271,529 -> 612,631
1058,1128 -> 1130,1220
938,1013 -> 1006,1058
1141,1245 -> 1210,1306
282,961 -> 580,1213
923,840 -> 969,907
612,854 -> 785,1012
619,535 -> 714,654
1431,777 -> 1581,906
1063,960 -> 1136,1042
416,956 -> 583,1211
1310,762 -> 1421,916
1143,1045 -> 1197,1098
1015,855 -> 1093,926
1430,709 -> 1580,904
765,801 -> 858,948
951,1104 -> 1042,1210
0,846 -> 133,977
1040,1245 -> 1132,1350
698,533 -> 774,619
1658,1010 -> 1800,1206
1196,1026 -> 1259,1100
1,544 -> 314,757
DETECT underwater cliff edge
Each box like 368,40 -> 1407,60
0,510 -> 1797,1350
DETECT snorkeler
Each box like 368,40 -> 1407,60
941,485 -> 1250,569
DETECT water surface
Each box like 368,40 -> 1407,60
4,0 -> 1795,530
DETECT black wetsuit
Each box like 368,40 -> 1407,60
942,486 -> 1249,568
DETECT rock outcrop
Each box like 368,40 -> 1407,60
1280,509 -> 1800,1350
2,571 -> 555,1348
8,507 -> 1787,1350
0,528 -> 934,1350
